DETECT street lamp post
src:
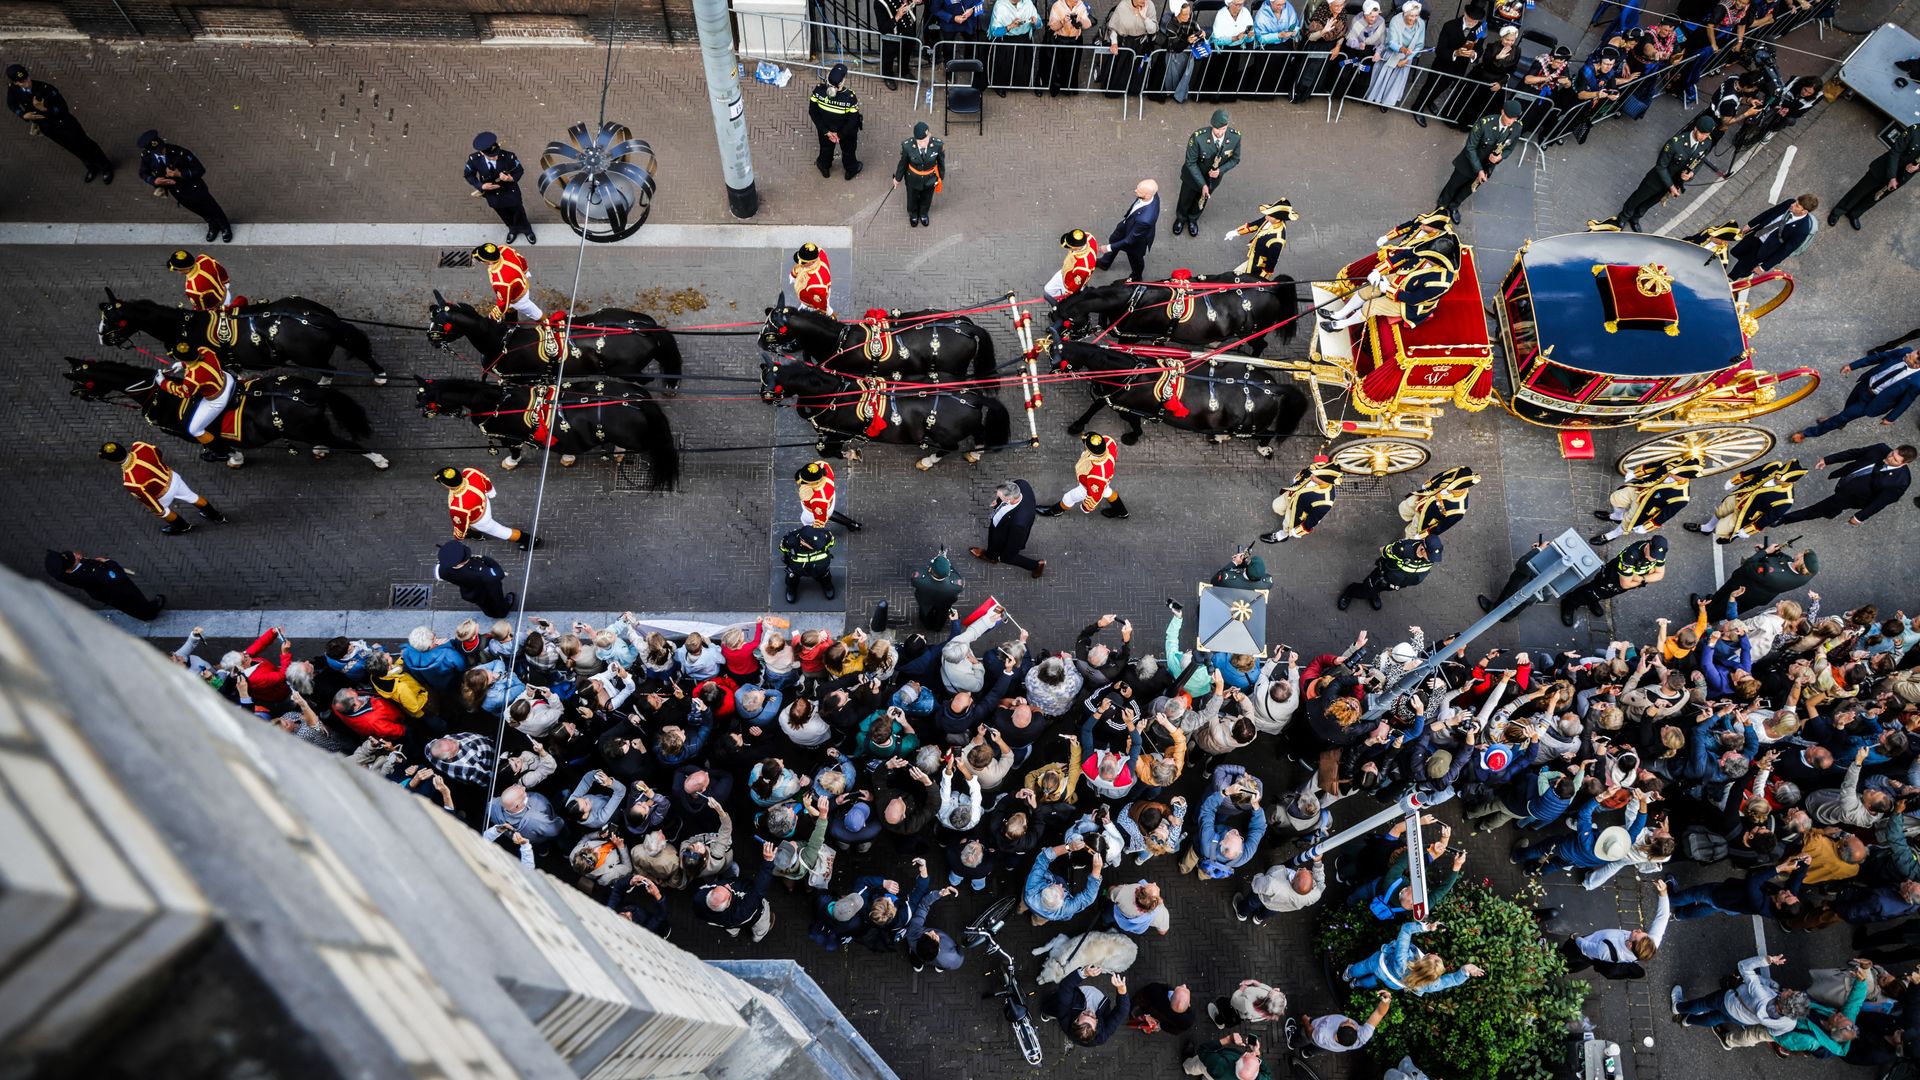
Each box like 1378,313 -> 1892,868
691,0 -> 758,218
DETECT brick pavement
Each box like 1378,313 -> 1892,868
3,16 -> 1914,1079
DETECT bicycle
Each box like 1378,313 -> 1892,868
963,894 -> 1044,1066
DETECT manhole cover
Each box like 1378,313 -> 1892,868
439,249 -> 474,268
390,583 -> 432,609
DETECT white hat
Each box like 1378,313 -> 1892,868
1593,826 -> 1635,863
1362,0 -> 1381,12
1389,642 -> 1420,665
1401,1 -> 1421,11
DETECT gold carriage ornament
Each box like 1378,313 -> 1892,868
1282,227 -> 1817,480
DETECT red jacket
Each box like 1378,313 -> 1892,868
333,695 -> 407,740
243,629 -> 292,705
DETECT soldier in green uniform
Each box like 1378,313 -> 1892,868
1615,115 -> 1717,232
1337,536 -> 1442,611
1436,97 -> 1525,222
892,121 -> 946,228
1173,109 -> 1241,237
909,549 -> 964,629
1223,198 -> 1298,280
1828,124 -> 1920,232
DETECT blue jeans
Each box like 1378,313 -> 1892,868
1671,884 -> 1735,920
1162,50 -> 1194,102
1678,992 -> 1735,1029
1343,950 -> 1392,988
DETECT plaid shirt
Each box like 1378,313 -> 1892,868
433,732 -> 497,787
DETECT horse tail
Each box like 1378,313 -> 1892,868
322,388 -> 373,439
970,324 -> 996,380
338,320 -> 380,371
655,329 -> 684,393
636,399 -> 681,490
1271,275 -> 1302,345
980,395 -> 1012,452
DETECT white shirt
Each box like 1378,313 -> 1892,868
1212,4 -> 1255,40
1870,361 -> 1920,395
992,500 -> 1017,526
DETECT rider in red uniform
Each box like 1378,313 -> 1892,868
1045,229 -> 1100,302
436,466 -> 539,550
1038,432 -> 1129,519
99,439 -> 226,534
790,243 -> 834,317
167,250 -> 236,310
473,242 -> 542,322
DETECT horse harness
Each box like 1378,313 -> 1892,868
496,381 -> 628,447
151,372 -> 309,436
804,377 -> 970,451
1106,359 -> 1277,434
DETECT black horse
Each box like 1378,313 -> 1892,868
760,356 -> 1011,469
427,293 -> 683,391
97,288 -> 386,383
1051,339 -> 1309,457
758,302 -> 996,382
1050,274 -> 1302,356
415,376 -> 678,487
62,357 -> 389,469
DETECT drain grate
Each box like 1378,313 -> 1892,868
439,250 -> 474,268
389,583 -> 432,609
1343,476 -> 1392,499
613,452 -> 683,493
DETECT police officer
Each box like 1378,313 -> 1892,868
1437,98 -> 1524,221
137,129 -> 231,243
435,540 -> 514,619
465,132 -> 536,244
892,121 -> 946,227
6,65 -> 111,183
1558,535 -> 1666,626
1223,198 -> 1298,280
1615,115 -> 1716,232
1173,109 -> 1241,237
1828,124 -> 1920,232
45,550 -> 165,620
780,523 -> 837,603
808,63 -> 863,180
1338,536 -> 1442,611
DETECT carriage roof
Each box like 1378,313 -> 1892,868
1517,232 -> 1746,379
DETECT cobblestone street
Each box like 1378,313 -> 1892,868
4,8 -> 1917,1076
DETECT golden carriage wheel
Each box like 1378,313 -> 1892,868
1615,424 -> 1776,478
1329,437 -> 1431,477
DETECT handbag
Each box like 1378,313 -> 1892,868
1683,825 -> 1728,864
1190,38 -> 1213,59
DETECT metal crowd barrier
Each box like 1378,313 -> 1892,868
733,7 -> 927,96
928,38 -> 1138,120
1134,46 -> 1340,119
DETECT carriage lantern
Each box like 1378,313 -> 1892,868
538,121 -> 658,243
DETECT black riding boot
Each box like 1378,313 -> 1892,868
196,502 -> 227,523
1099,497 -> 1130,520
1035,502 -> 1070,517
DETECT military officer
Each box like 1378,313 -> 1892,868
44,550 -> 164,620
808,63 -> 863,180
1038,432 -> 1128,519
167,250 -> 236,311
1223,198 -> 1298,280
796,459 -> 864,531
1828,124 -> 1920,232
1437,98 -> 1525,222
790,244 -> 835,317
1398,465 -> 1481,540
1684,458 -> 1804,544
6,65 -> 111,182
99,439 -> 226,536
892,121 -> 946,228
1338,536 -> 1442,611
780,523 -> 837,603
1173,109 -> 1241,237
436,466 -> 539,550
1558,535 -> 1666,626
136,129 -> 231,243
473,242 -> 541,322
436,540 -> 514,619
1260,455 -> 1343,543
1044,229 -> 1101,302
1590,455 -> 1703,544
911,549 -> 964,629
1615,115 -> 1717,232
464,132 -> 536,244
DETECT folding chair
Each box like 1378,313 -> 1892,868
944,58 -> 985,134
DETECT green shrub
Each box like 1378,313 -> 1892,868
1316,880 -> 1588,1079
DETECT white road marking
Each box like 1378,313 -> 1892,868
0,222 -> 852,249
1654,142 -> 1794,238
905,231 -> 966,271
95,607 -> 845,640
1767,145 -> 1798,204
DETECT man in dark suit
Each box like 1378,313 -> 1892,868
435,540 -> 515,618
1774,443 -> 1915,527
43,550 -> 163,620
464,132 -> 535,244
971,478 -> 1046,578
1791,349 -> 1920,443
1726,194 -> 1817,281
1096,178 -> 1159,281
